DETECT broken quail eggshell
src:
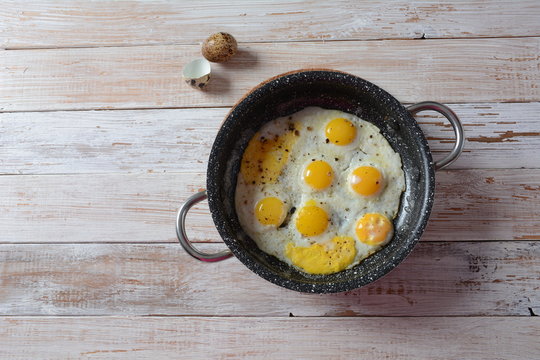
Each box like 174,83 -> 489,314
183,58 -> 211,89
202,32 -> 238,63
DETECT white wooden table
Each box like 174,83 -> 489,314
1,1 -> 539,358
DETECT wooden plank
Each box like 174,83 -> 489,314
1,103 -> 538,174
0,242 -> 538,316
0,108 -> 221,175
1,38 -> 539,112
2,1 -> 540,48
0,317 -> 538,359
428,169 -> 540,241
0,169 -> 537,243
0,172 -> 214,244
415,102 -> 540,170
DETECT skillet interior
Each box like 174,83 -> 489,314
207,70 -> 435,293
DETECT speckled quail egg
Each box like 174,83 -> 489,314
202,32 -> 238,63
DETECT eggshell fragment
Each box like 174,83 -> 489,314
182,58 -> 211,89
202,32 -> 238,62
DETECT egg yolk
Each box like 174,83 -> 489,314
355,213 -> 392,245
325,117 -> 356,146
255,197 -> 285,227
240,125 -> 298,185
285,236 -> 357,274
349,166 -> 383,196
303,160 -> 334,190
295,202 -> 328,237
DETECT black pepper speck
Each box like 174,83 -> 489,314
205,69 -> 437,293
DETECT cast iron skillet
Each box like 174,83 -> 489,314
176,69 -> 464,293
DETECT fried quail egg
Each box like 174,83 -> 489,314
235,107 -> 405,275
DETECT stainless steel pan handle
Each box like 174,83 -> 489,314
176,190 -> 232,262
178,102 -> 462,261
407,101 -> 464,170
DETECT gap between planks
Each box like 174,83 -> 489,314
0,99 -> 539,114
0,239 -> 533,245
5,34 -> 540,52
0,314 -> 536,318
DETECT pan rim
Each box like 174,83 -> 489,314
206,69 -> 435,293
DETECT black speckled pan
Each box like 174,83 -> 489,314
176,69 -> 464,293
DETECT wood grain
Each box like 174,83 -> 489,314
2,38 -> 539,112
0,169 -> 537,244
1,317 -> 538,359
0,242 -> 538,316
2,2 -> 539,358
1,103 -> 538,174
2,1 -> 540,48
0,103 -> 540,174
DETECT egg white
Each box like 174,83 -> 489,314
235,107 -> 405,271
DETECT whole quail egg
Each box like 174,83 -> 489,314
202,32 -> 238,62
